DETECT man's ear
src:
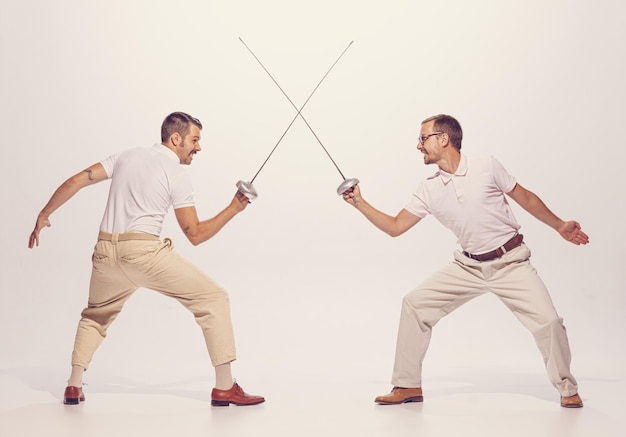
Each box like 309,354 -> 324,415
171,132 -> 181,147
439,132 -> 450,147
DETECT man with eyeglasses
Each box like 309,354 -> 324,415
28,112 -> 265,407
342,114 -> 588,408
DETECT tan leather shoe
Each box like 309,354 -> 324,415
211,382 -> 265,406
561,393 -> 583,408
63,386 -> 85,405
375,387 -> 423,405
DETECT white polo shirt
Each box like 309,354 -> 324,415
404,154 -> 521,254
99,144 -> 195,235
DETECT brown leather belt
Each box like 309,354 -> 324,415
463,234 -> 524,262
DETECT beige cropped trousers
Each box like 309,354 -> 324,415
71,232 -> 236,369
392,243 -> 578,396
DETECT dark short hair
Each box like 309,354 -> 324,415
161,112 -> 203,142
421,114 -> 463,150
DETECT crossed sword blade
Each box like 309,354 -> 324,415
237,38 -> 358,202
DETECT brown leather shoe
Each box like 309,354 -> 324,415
375,387 -> 423,405
561,393 -> 583,408
63,386 -> 85,405
211,382 -> 265,406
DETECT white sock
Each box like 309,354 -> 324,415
214,363 -> 234,390
68,365 -> 85,387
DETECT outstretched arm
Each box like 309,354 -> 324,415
28,163 -> 108,248
506,183 -> 589,245
174,190 -> 250,246
342,184 -> 421,237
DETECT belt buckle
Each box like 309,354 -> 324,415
464,251 -> 480,261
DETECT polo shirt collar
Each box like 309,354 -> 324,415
154,143 -> 180,163
437,153 -> 468,184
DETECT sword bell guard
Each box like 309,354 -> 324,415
337,178 -> 359,195
236,180 -> 258,202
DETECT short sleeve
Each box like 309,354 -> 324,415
99,152 -> 119,179
404,182 -> 430,218
491,156 -> 517,193
171,171 -> 195,209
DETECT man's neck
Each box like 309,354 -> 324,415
437,150 -> 461,174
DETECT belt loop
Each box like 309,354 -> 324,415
111,233 -> 119,245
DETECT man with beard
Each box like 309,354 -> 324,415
29,112 -> 264,407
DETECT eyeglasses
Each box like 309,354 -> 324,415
418,131 -> 443,145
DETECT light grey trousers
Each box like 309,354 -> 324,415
392,243 -> 578,396
71,232 -> 236,369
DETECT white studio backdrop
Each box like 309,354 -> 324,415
1,0 -> 624,396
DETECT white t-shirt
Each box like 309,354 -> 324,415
99,144 -> 195,235
404,154 -> 520,254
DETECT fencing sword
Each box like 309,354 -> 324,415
239,38 -> 360,201
236,38 -> 357,202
